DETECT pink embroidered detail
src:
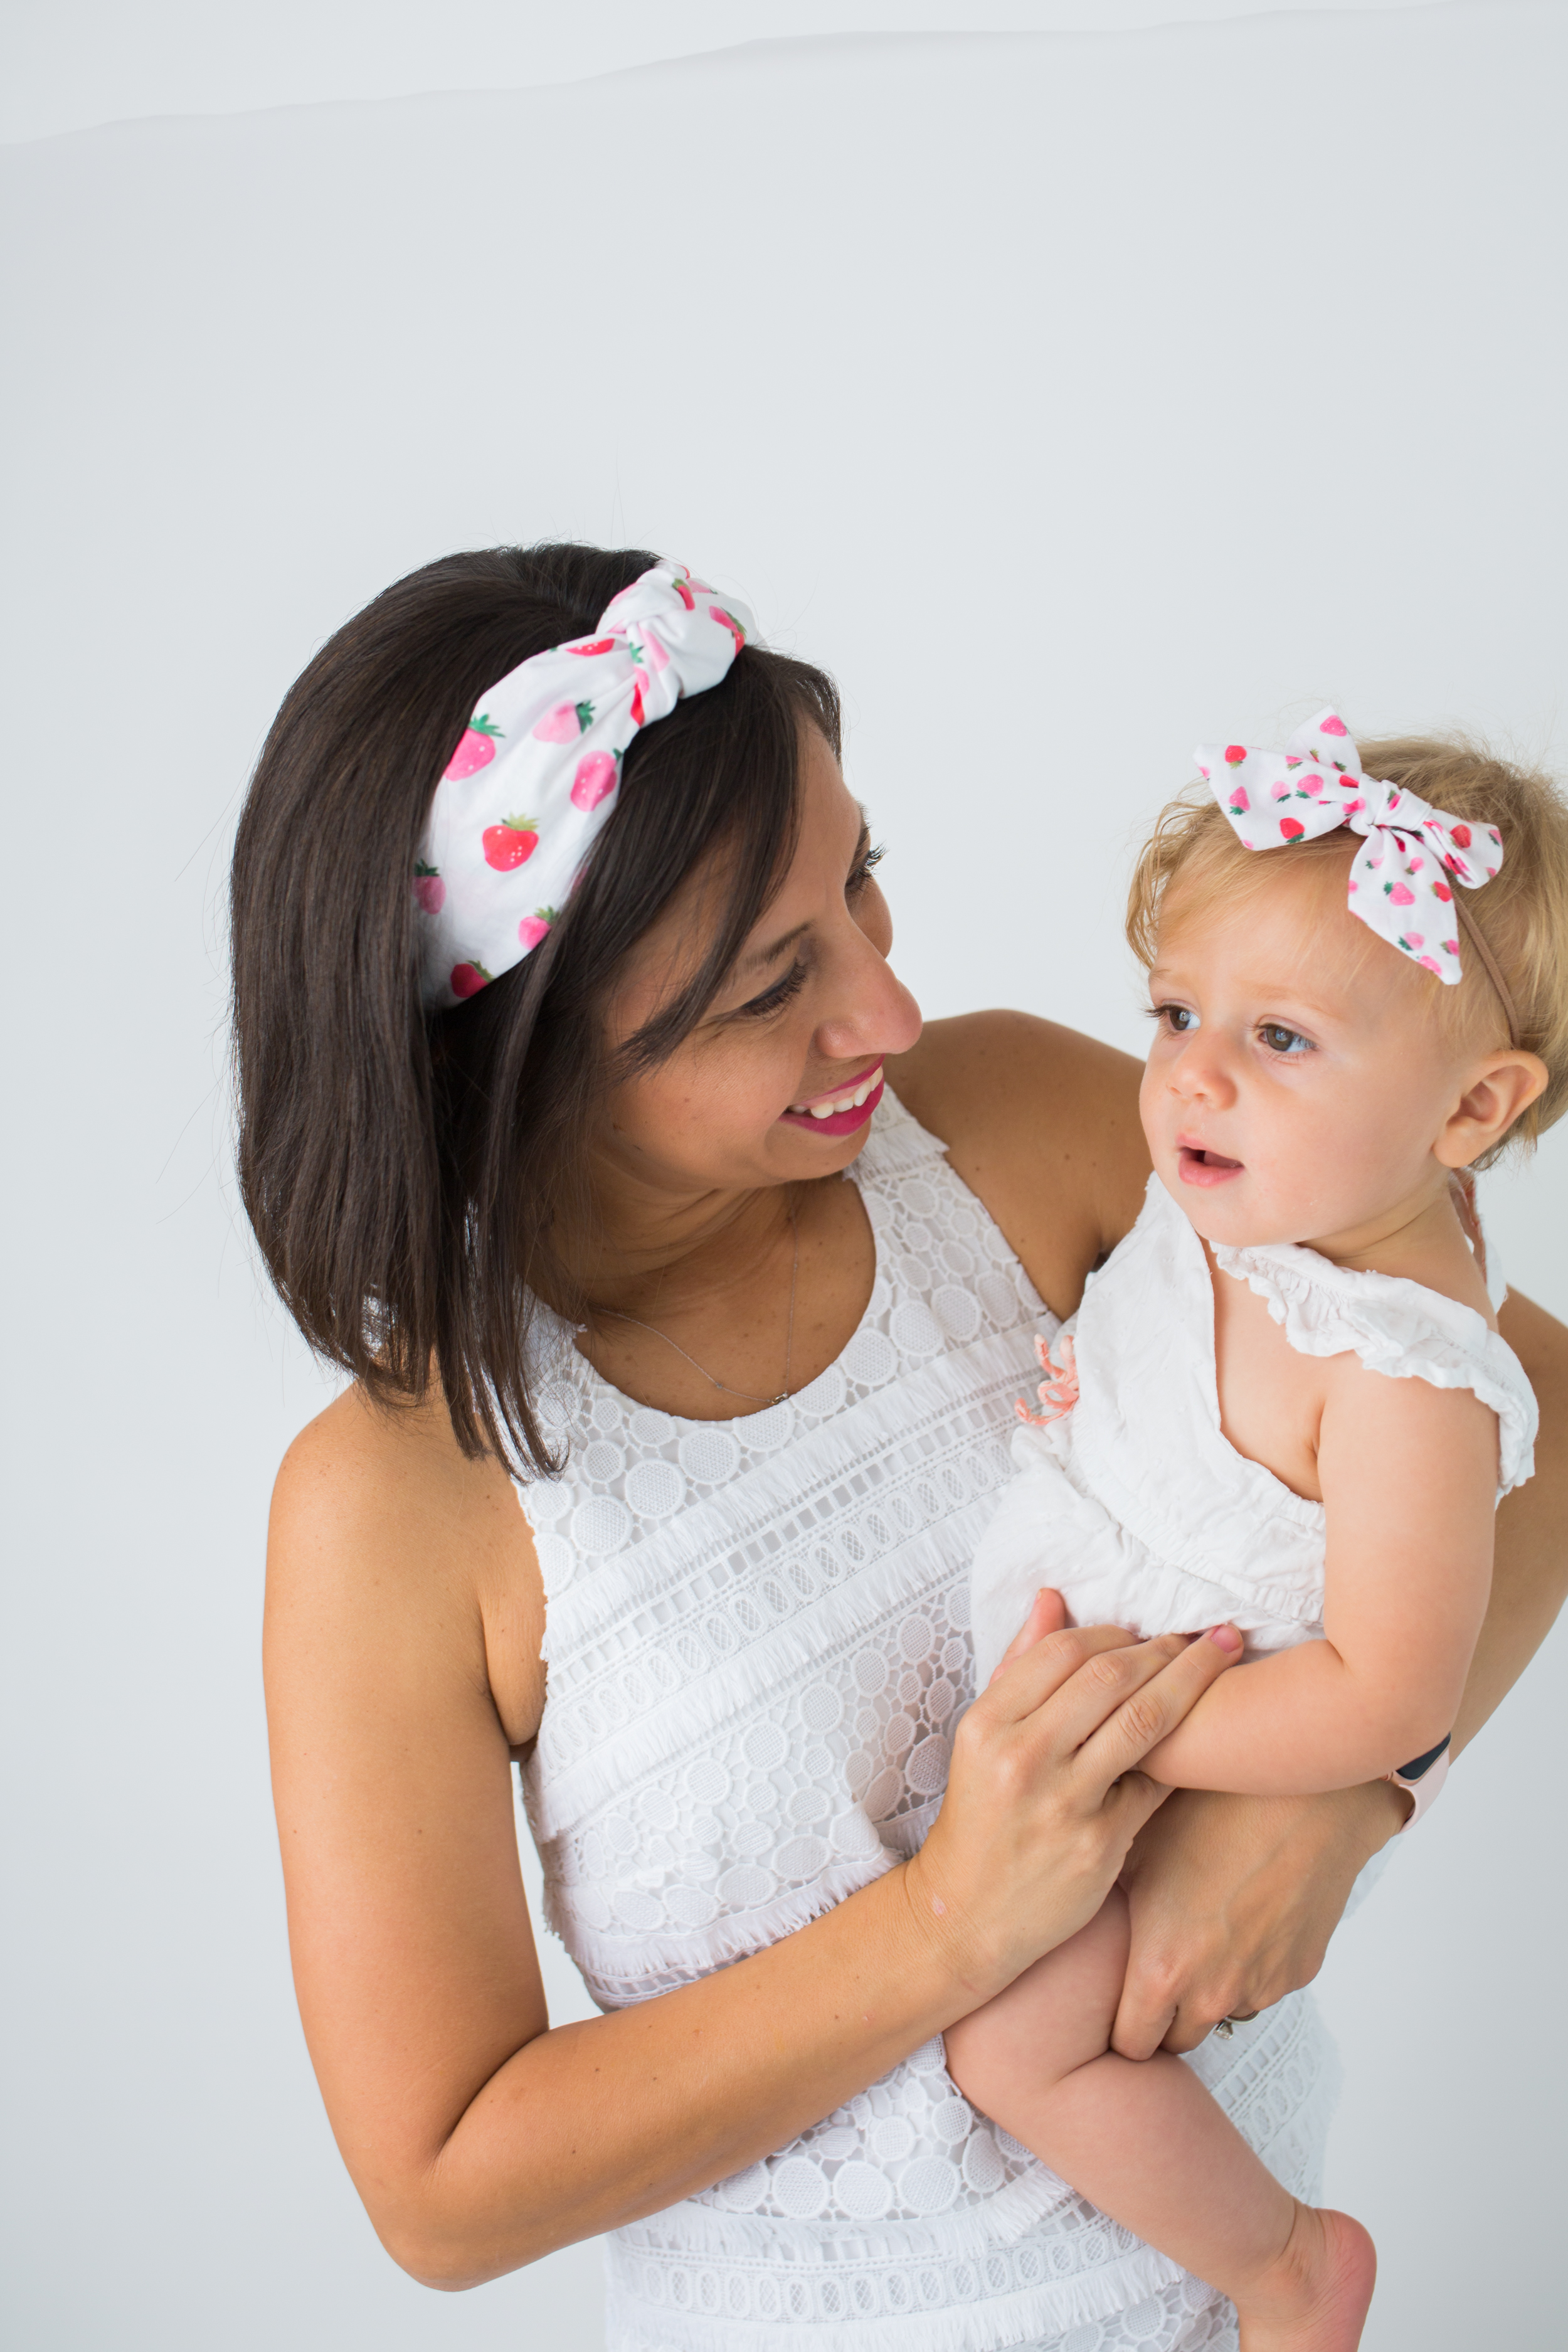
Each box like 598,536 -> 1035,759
1016,1332 -> 1079,1428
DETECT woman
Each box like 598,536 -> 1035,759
236,544 -> 1568,2351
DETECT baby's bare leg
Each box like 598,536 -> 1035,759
945,1890 -> 1375,2349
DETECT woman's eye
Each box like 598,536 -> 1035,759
1259,1022 -> 1311,1057
847,841 -> 886,896
735,961 -> 807,1020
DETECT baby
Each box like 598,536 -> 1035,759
947,712 -> 1568,2350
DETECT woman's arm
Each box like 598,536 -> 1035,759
1453,1288 -> 1568,1751
265,1389 -> 1239,2289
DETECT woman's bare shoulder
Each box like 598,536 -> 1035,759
887,1011 -> 1150,1318
267,1385 -> 547,1749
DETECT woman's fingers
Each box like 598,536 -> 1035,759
987,1587 -> 1068,1685
1071,1625 -> 1241,1787
981,1619 -> 1145,1726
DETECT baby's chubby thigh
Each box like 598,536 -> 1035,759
943,1887 -> 1131,2128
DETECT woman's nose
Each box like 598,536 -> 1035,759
814,928 -> 922,1065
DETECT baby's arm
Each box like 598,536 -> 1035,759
1142,1358 -> 1498,1794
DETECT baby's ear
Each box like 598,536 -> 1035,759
1436,1051 -> 1550,1167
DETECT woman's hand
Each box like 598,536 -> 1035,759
906,1593 -> 1244,2010
1111,1779 -> 1406,2057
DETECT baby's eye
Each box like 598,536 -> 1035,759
1259,1022 -> 1311,1057
1151,1002 -> 1199,1034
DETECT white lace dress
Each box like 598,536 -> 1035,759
970,1173 -> 1536,1693
518,1094 -> 1342,2352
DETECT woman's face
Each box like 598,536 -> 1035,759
598,727 -> 923,1203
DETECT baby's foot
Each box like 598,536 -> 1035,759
1236,2204 -> 1376,2352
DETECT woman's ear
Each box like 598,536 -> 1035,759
1435,1051 -> 1550,1167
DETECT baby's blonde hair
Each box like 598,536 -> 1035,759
1126,732 -> 1568,1163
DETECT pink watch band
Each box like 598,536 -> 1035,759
1385,1734 -> 1451,1831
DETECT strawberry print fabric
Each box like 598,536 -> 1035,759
414,563 -> 753,1010
1195,707 -> 1503,985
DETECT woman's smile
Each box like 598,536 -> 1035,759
780,1058 -> 885,1133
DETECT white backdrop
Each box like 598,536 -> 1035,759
4,7 -> 1565,2348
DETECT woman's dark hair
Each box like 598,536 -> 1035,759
231,543 -> 840,1475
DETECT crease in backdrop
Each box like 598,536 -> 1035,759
1,0 -> 1468,145
3,8 -> 1564,2346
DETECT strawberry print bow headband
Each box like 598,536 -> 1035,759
1195,707 -> 1518,1041
413,562 -> 753,1010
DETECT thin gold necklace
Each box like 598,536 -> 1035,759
598,1202 -> 801,1408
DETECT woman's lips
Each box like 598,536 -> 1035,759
1177,1143 -> 1244,1188
780,1063 -> 885,1136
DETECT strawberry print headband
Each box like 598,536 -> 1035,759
1196,707 -> 1519,1043
413,562 -> 753,1010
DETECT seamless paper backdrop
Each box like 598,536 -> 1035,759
4,9 -> 1565,2349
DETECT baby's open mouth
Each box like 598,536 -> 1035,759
1177,1144 -> 1244,1187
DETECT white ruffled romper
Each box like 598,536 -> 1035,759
971,1173 -> 1536,1699
518,1096 -> 1353,2352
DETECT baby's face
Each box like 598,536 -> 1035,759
1139,861 -> 1476,1254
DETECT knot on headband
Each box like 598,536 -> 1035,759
1195,708 -> 1517,1039
413,563 -> 753,1010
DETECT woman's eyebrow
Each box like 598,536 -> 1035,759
738,919 -> 810,977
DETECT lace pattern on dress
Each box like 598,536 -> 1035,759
517,1093 -> 1340,2352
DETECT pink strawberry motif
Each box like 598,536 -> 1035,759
709,605 -> 747,653
630,675 -> 646,728
1228,787 -> 1249,813
1387,882 -> 1416,906
443,713 -> 504,780
450,961 -> 493,999
1224,744 -> 1247,767
571,751 -> 619,810
569,637 -> 617,657
1434,881 -> 1453,901
1279,817 -> 1305,841
517,906 -> 560,953
671,576 -> 696,610
482,814 -> 539,871
1271,780 -> 1292,800
1450,823 -> 1471,848
1285,755 -> 1303,768
1416,955 -> 1443,977
1320,715 -> 1348,736
1197,763 -> 1211,780
1443,939 -> 1460,958
1399,931 -> 1426,949
532,699 -> 595,743
413,860 -> 445,914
